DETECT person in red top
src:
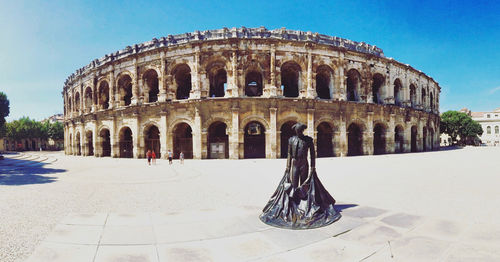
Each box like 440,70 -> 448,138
146,149 -> 152,165
152,151 -> 156,165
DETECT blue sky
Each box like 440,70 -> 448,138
1,0 -> 499,120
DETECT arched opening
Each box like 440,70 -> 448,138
411,126 -> 418,152
119,127 -> 133,158
245,71 -> 263,97
372,74 -> 385,104
144,125 -> 160,158
99,129 -> 111,157
85,131 -> 94,156
144,69 -> 159,103
75,132 -> 81,155
346,69 -> 361,102
281,62 -> 301,97
430,92 -> 434,111
495,126 -> 499,134
208,67 -> 227,98
422,89 -> 427,109
410,84 -> 416,108
244,121 -> 266,158
422,127 -> 428,152
32,140 -> 36,150
394,125 -> 405,153
487,126 -> 491,134
69,134 -> 73,154
316,65 -> 333,99
173,123 -> 193,159
117,75 -> 133,106
317,122 -> 334,157
74,92 -> 80,113
347,123 -> 363,156
373,123 -> 386,155
394,79 -> 402,106
25,140 -> 29,150
429,128 -> 435,150
174,64 -> 192,100
67,96 -> 72,114
280,121 -> 297,158
84,87 -> 93,113
208,121 -> 228,159
98,81 -> 110,109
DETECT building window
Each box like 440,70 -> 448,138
487,126 -> 491,134
487,114 -> 490,118
496,126 -> 499,134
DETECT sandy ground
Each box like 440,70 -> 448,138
1,146 -> 499,261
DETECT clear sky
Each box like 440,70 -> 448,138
1,0 -> 499,121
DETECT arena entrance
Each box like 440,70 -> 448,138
373,123 -> 386,155
173,123 -> 193,159
100,129 -> 111,157
411,126 -> 418,152
144,125 -> 160,158
75,132 -> 81,155
317,122 -> 334,157
347,123 -> 363,156
395,125 -> 404,153
423,128 -> 428,151
208,122 -> 228,159
86,131 -> 94,156
244,121 -> 265,158
280,121 -> 297,158
119,127 -> 133,158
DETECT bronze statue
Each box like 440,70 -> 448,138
260,123 -> 341,229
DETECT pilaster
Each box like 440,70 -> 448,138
269,107 -> 277,158
229,107 -> 240,159
193,106 -> 202,159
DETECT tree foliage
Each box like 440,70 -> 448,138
0,92 -> 10,136
440,110 -> 483,145
4,117 -> 64,141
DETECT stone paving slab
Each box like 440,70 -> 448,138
25,242 -> 97,262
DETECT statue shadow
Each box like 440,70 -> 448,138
335,204 -> 358,213
0,158 -> 66,186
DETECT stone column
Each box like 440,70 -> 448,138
387,114 -> 396,154
201,128 -> 208,159
269,107 -> 277,158
190,50 -> 202,99
94,122 -> 101,157
403,123 -> 412,153
229,107 -> 240,159
131,58 -> 139,105
307,108 -> 315,138
336,54 -> 346,101
159,52 -> 167,102
306,51 -> 315,98
109,70 -> 115,109
111,117 -> 118,157
264,45 -> 277,97
339,116 -> 348,156
227,51 -> 238,98
365,112 -> 374,155
193,106 -> 202,159
160,112 -> 168,159
132,115 -> 141,158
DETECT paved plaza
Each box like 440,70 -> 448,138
1,147 -> 500,261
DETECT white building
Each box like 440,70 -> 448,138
470,108 -> 500,146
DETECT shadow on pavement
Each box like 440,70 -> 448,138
335,204 -> 358,213
0,158 -> 65,186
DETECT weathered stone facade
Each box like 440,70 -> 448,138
62,27 -> 440,159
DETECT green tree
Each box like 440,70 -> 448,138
440,110 -> 483,145
0,92 -> 10,136
48,122 -> 64,140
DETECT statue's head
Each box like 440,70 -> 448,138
292,123 -> 307,136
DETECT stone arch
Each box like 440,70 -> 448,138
411,125 -> 418,152
244,121 -> 266,159
281,61 -> 302,97
422,88 -> 427,109
410,84 -> 417,108
394,125 -> 405,153
118,126 -> 133,158
394,78 -> 402,106
347,122 -> 363,156
207,121 -> 229,159
85,130 -> 94,156
172,122 -> 193,159
280,120 -> 298,158
429,127 -> 435,150
430,92 -> 434,111
68,133 -> 73,154
75,131 -> 81,155
317,122 -> 335,157
116,73 -> 133,106
240,116 -> 270,133
245,71 -> 263,97
144,124 -> 161,158
99,127 -> 111,157
316,65 -> 334,99
143,69 -> 159,103
98,80 -> 110,109
206,60 -> 228,98
84,86 -> 93,113
372,73 -> 385,104
346,69 -> 362,102
373,122 -> 387,155
74,92 -> 81,113
172,64 -> 192,100
422,126 -> 428,151
168,118 -> 195,134
67,95 -> 72,113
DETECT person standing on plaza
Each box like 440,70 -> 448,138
168,150 -> 173,165
152,150 -> 156,165
180,152 -> 184,164
146,149 -> 152,165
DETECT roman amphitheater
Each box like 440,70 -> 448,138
63,27 -> 440,159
